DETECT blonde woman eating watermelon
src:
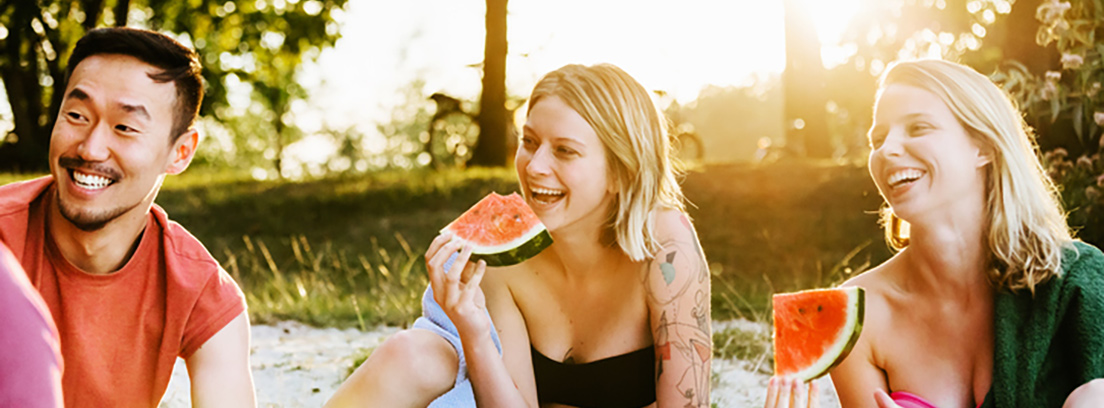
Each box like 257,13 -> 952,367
325,63 -> 712,408
767,59 -> 1104,408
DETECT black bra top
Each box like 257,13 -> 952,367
531,345 -> 656,408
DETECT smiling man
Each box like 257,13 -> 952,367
0,28 -> 255,407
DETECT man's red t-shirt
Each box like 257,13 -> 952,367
0,176 -> 246,408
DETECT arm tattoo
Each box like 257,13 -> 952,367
646,215 -> 712,407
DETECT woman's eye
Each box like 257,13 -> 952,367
907,122 -> 932,135
556,146 -> 577,156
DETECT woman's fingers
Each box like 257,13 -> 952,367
442,245 -> 474,306
459,256 -> 478,284
427,239 -> 462,301
809,380 -> 820,408
458,260 -> 487,306
777,378 -> 794,408
764,377 -> 781,408
792,379 -> 808,408
765,377 -> 820,408
873,389 -> 901,408
425,232 -> 452,263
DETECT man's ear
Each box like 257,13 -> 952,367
166,129 -> 199,175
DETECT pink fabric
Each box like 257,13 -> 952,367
890,391 -> 939,408
0,242 -> 63,407
890,391 -> 984,408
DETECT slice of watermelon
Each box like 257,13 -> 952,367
772,287 -> 864,382
441,192 -> 553,267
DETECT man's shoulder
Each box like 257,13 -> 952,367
149,204 -> 224,280
0,177 -> 53,253
0,176 -> 53,218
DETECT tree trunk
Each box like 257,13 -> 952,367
0,2 -> 51,171
113,0 -> 130,27
468,0 -> 508,167
81,0 -> 105,30
782,0 -> 831,158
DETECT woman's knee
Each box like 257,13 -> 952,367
357,329 -> 459,392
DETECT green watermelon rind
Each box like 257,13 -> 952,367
441,193 -> 553,267
780,287 -> 865,382
468,228 -> 553,267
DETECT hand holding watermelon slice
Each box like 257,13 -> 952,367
426,192 -> 554,337
425,233 -> 492,337
772,287 -> 865,382
764,376 -> 821,408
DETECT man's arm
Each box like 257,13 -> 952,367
184,312 -> 256,408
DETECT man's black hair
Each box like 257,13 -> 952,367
66,27 -> 203,143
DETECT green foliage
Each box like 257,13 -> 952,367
0,0 -> 347,172
1,164 -> 889,328
157,167 -> 520,327
345,347 -> 374,378
179,163 -> 891,325
687,162 -> 890,318
662,79 -> 785,163
712,325 -> 772,374
821,0 -> 1034,161
993,0 -> 1104,244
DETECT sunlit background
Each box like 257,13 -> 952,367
279,0 -> 791,176
252,0 -> 885,178
0,0 -> 1091,182
1,4 -> 1102,404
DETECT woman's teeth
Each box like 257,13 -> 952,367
888,169 -> 924,188
531,187 -> 565,204
72,170 -> 113,190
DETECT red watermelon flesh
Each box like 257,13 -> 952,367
442,192 -> 552,267
772,287 -> 864,381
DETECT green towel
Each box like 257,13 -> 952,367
980,241 -> 1104,408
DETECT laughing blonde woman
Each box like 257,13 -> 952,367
326,63 -> 712,408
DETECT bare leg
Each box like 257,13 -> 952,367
325,328 -> 458,408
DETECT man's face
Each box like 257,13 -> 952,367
48,54 -> 183,231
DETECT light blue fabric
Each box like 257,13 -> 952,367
411,253 -> 502,407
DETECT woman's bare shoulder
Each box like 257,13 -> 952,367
483,252 -> 548,294
651,209 -> 699,246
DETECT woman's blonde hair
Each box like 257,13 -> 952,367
527,63 -> 685,262
875,59 -> 1073,293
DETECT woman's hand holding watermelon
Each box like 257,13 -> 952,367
763,377 -> 819,408
426,233 -> 491,339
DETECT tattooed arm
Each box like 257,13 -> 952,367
644,210 -> 712,408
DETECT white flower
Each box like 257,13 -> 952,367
1061,54 -> 1084,70
1041,81 -> 1058,100
1036,0 -> 1072,24
1094,111 -> 1104,127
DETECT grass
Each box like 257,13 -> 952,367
1,162 -> 892,329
